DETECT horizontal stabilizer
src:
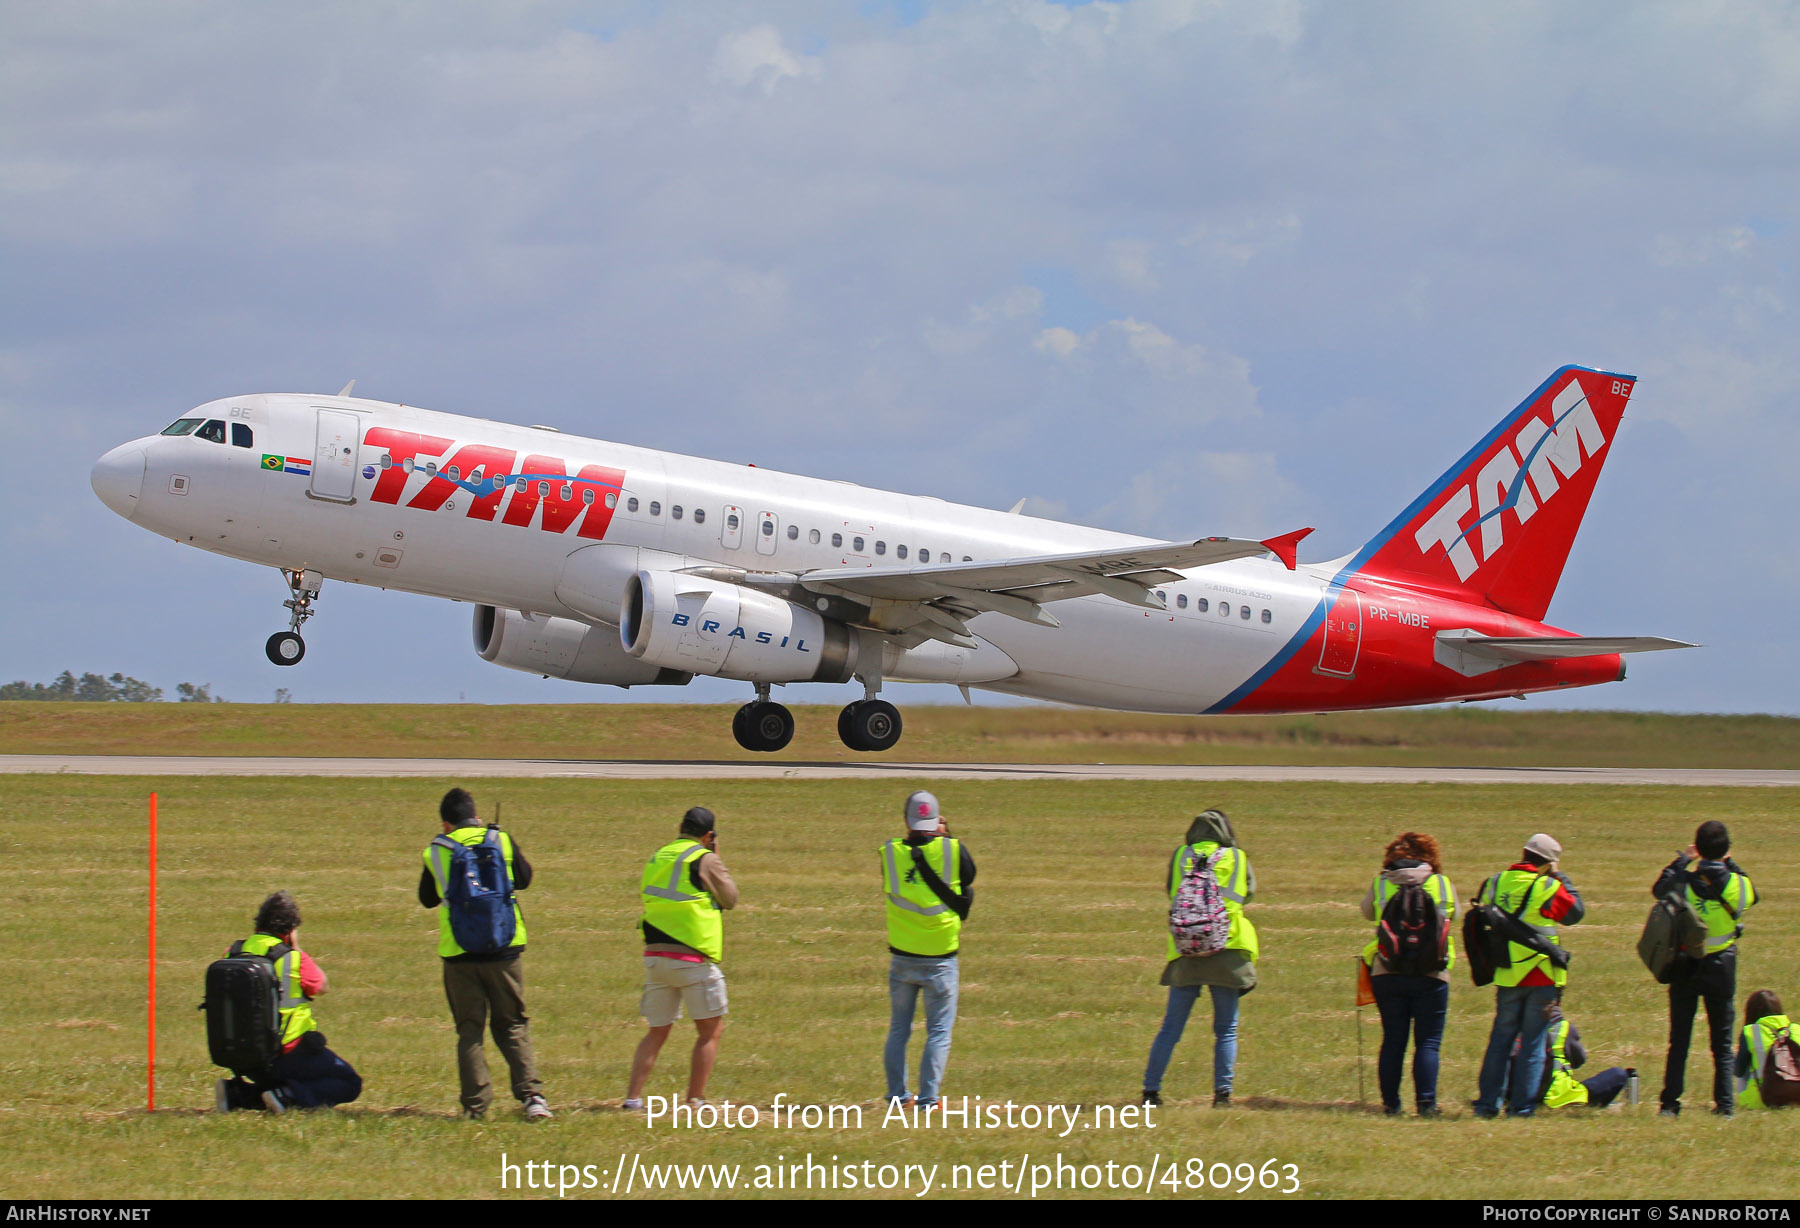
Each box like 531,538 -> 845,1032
1434,630 -> 1696,677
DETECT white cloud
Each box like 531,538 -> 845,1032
711,24 -> 817,92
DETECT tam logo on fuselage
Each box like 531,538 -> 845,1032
1411,377 -> 1618,581
363,427 -> 625,541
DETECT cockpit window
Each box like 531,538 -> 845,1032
195,419 -> 227,443
231,423 -> 253,449
161,418 -> 202,437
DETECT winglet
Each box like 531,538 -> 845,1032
1260,527 -> 1313,570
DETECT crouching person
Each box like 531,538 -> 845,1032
214,890 -> 362,1113
1536,1000 -> 1630,1110
1737,990 -> 1797,1110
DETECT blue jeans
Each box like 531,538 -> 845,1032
1475,984 -> 1559,1116
1371,974 -> 1448,1110
259,1033 -> 362,1108
1142,985 -> 1240,1094
885,955 -> 959,1103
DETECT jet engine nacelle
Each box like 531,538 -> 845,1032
620,570 -> 858,683
475,605 -> 691,687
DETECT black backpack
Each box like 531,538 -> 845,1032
1377,876 -> 1449,976
201,941 -> 289,1076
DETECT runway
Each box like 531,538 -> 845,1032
1,754 -> 1795,787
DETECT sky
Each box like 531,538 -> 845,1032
3,0 -> 1796,714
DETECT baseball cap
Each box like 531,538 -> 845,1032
1523,833 -> 1563,862
904,791 -> 943,831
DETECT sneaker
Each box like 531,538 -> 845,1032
261,1088 -> 291,1115
523,1094 -> 554,1122
1711,1107 -> 1733,1118
686,1098 -> 707,1110
215,1079 -> 234,1113
1471,1103 -> 1499,1120
1659,1106 -> 1680,1117
621,1098 -> 644,1111
463,1107 -> 487,1121
1212,1091 -> 1231,1108
1382,1104 -> 1403,1116
1416,1105 -> 1441,1118
1140,1089 -> 1161,1108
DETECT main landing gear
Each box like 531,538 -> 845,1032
265,568 -> 322,667
728,676 -> 905,754
732,684 -> 796,753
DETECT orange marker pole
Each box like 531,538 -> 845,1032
148,791 -> 157,1113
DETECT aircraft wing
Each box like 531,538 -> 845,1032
1434,630 -> 1697,677
777,529 -> 1314,647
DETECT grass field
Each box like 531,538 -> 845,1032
5,773 -> 1798,1200
4,702 -> 1799,768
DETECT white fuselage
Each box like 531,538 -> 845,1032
98,392 -> 1328,713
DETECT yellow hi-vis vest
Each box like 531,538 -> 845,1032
882,836 -> 963,957
1361,872 -> 1458,970
1542,1018 -> 1588,1108
1164,842 -> 1258,962
424,825 -> 528,959
1688,873 -> 1756,957
641,839 -> 723,962
1737,1013 -> 1793,1110
233,933 -> 316,1048
1480,870 -> 1568,988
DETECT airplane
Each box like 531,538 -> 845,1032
89,364 -> 1692,752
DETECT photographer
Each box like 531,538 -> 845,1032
1471,834 -> 1584,1119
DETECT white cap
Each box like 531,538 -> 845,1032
905,791 -> 943,831
1523,833 -> 1563,862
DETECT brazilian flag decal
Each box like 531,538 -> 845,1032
261,454 -> 283,471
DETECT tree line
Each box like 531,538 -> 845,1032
0,671 -> 225,703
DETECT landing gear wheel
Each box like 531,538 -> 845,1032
840,698 -> 902,752
265,631 -> 306,666
732,701 -> 795,753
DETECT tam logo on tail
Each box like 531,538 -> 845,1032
1361,367 -> 1635,621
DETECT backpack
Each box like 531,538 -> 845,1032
435,825 -> 517,955
1169,847 -> 1231,958
201,941 -> 289,1076
1464,872 -> 1566,987
1636,893 -> 1708,984
1761,1025 -> 1800,1108
1377,876 -> 1449,976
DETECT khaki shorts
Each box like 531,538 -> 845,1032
640,956 -> 728,1026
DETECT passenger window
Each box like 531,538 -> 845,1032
1241,605 -> 1252,620
231,423 -> 253,449
426,462 -> 439,477
962,556 -> 972,562
896,545 -> 907,560
581,489 -> 594,505
852,536 -> 864,551
1197,598 -> 1209,613
763,520 -> 775,537
1177,594 -> 1188,609
832,533 -> 843,548
605,492 -> 617,509
446,465 -> 460,481
161,418 -> 201,436
380,453 -> 392,469
1219,603 -> 1231,617
402,457 -> 415,473
875,541 -> 886,555
693,508 -> 706,524
672,505 -> 683,520
628,496 -> 639,512
727,513 -> 740,530
1156,590 -> 1166,602
650,501 -> 662,516
786,524 -> 798,540
809,529 -> 820,544
1261,608 -> 1272,624
196,419 -> 226,443
536,481 -> 548,497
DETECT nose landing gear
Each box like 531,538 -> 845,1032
731,683 -> 795,753
266,568 -> 322,667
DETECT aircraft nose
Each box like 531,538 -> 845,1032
91,443 -> 146,520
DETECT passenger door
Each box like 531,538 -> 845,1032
310,409 -> 360,503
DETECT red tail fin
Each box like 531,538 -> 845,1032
1357,366 -> 1635,621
